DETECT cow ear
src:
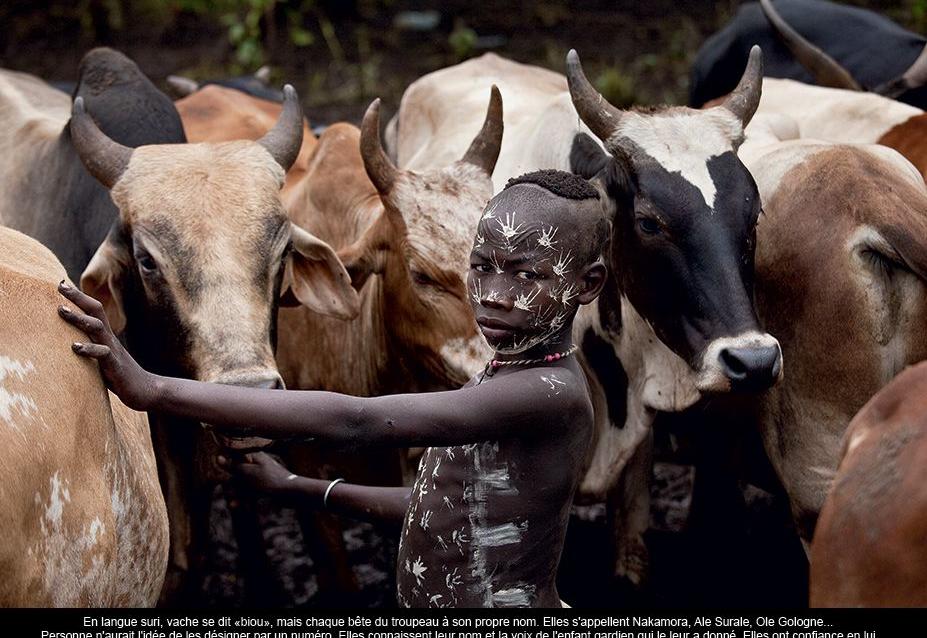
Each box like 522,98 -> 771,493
79,229 -> 130,334
282,224 -> 360,319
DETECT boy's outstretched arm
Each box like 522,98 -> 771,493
59,283 -> 588,447
234,453 -> 410,527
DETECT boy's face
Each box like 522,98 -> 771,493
467,186 -> 598,355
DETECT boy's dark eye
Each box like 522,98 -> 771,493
471,263 -> 492,274
637,216 -> 661,235
514,270 -> 538,281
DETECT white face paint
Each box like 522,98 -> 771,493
612,109 -> 743,211
468,198 -> 589,356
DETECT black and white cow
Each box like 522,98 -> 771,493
385,47 -> 781,584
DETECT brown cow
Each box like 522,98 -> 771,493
740,120 -> 927,545
811,360 -> 927,607
0,226 -> 167,606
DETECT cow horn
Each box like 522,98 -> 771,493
721,45 -> 764,127
69,96 -> 133,189
360,98 -> 398,194
461,85 -> 504,176
759,0 -> 861,91
874,45 -> 927,98
566,49 -> 624,141
257,84 -> 303,171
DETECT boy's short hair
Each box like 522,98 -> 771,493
504,169 -> 599,201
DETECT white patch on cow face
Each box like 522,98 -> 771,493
697,331 -> 783,393
0,355 -> 37,430
612,109 -> 743,211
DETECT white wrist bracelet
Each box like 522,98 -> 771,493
323,478 -> 345,508
286,473 -> 298,481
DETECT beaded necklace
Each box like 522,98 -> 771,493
479,344 -> 579,383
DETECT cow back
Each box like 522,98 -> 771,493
691,0 -> 927,108
811,361 -> 927,606
0,227 -> 167,606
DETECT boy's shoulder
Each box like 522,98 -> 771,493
497,364 -> 592,414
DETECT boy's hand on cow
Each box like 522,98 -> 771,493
58,281 -> 157,411
232,452 -> 303,495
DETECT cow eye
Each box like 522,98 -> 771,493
136,251 -> 158,274
637,216 -> 661,235
412,270 -> 437,287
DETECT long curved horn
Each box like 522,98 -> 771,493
69,96 -> 133,189
257,84 -> 304,171
460,85 -> 504,176
566,49 -> 624,141
360,98 -> 398,194
874,45 -> 927,98
760,0 -> 861,91
721,45 -> 765,127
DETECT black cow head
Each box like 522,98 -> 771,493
568,46 -> 782,394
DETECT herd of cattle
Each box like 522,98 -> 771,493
1,0 -> 926,607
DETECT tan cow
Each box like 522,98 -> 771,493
0,51 -> 358,603
740,116 -> 927,543
810,360 -> 927,607
0,226 -> 167,606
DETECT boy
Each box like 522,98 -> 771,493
58,169 -> 610,608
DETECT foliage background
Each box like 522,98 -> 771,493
1,1 -> 921,124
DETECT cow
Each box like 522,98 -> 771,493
690,0 -> 927,109
702,0 -> 927,182
165,66 -> 282,102
810,361 -> 927,607
746,79 -> 927,181
386,49 -> 782,585
0,226 -> 168,606
172,82 -> 502,597
0,48 -> 186,282
0,48 -> 358,605
736,115 -> 927,546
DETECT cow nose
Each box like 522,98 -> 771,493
718,345 -> 781,391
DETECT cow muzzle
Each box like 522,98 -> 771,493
696,332 -> 783,393
209,372 -> 285,451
